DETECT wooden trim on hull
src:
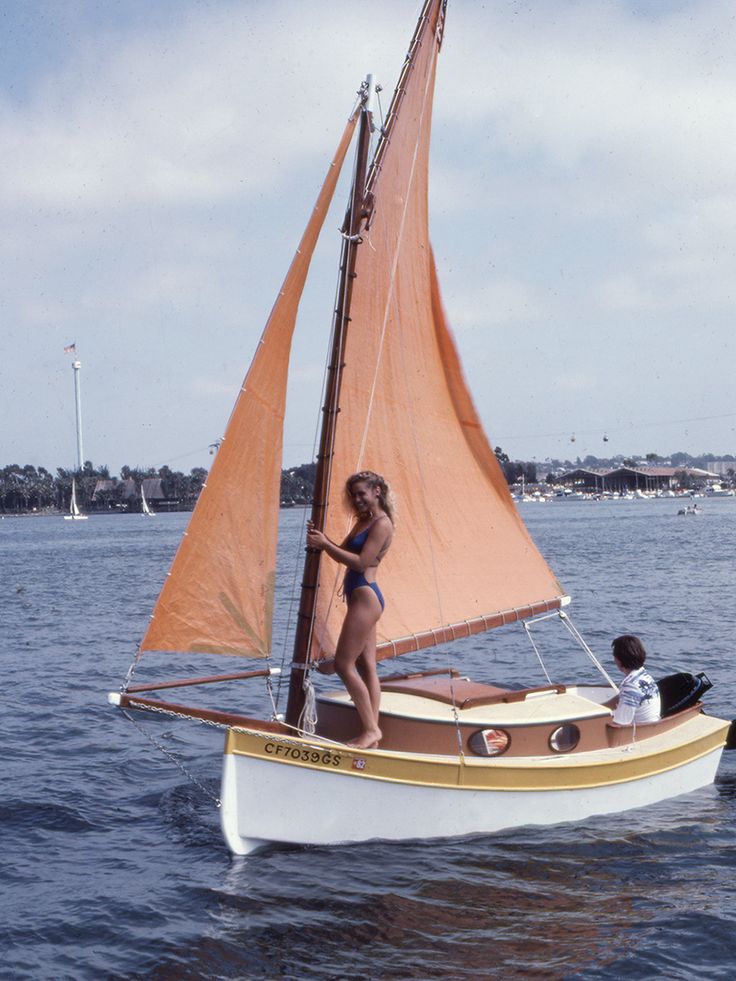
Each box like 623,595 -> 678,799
316,694 -> 705,758
223,714 -> 729,793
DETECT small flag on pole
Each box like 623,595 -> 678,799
64,343 -> 76,354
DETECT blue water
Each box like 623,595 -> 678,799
2,499 -> 736,980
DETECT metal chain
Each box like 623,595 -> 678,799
122,698 -> 346,750
121,708 -> 222,808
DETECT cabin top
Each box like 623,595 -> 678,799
320,675 -> 614,726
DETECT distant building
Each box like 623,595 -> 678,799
552,466 -> 718,493
700,460 -> 736,477
92,479 -> 116,500
141,477 -> 165,501
91,476 -> 167,504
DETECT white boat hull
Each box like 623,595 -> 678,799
219,716 -> 728,855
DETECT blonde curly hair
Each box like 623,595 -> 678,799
345,470 -> 396,525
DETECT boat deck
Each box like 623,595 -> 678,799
323,686 -> 612,726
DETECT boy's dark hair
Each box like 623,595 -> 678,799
612,635 -> 647,670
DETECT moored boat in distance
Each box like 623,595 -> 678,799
64,478 -> 88,521
706,483 -> 734,497
140,483 -> 155,517
108,0 -> 734,854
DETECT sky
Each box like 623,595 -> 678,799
2,0 -> 734,475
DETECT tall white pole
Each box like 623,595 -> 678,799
72,360 -> 84,470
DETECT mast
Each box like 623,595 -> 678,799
72,360 -> 85,470
284,79 -> 375,728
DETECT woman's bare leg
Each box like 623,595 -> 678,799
357,624 -> 381,725
335,590 -> 383,748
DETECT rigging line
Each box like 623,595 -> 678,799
355,46 -> 436,466
120,643 -> 144,693
264,669 -> 280,721
316,249 -> 369,635
353,41 -> 446,628
559,611 -> 618,689
364,0 -> 435,196
447,672 -> 465,758
375,85 -> 385,135
296,117 -> 367,690
315,191 -> 365,646
277,105 -> 365,706
496,411 -> 736,443
275,241 -> 341,708
157,445 -> 219,467
296,19 -> 437,674
121,709 -> 221,808
522,621 -> 553,685
312,146 -> 376,630
277,337 -> 334,708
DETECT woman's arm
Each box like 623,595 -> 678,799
306,517 -> 391,572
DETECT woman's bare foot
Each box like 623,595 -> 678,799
316,657 -> 337,675
347,727 -> 382,749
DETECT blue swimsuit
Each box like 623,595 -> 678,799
343,526 -> 385,610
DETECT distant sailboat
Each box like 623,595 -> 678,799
140,483 -> 155,517
64,479 -> 88,521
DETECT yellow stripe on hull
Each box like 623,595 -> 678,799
224,713 -> 729,793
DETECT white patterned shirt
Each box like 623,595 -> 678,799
613,667 -> 661,725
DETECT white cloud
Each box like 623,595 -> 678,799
449,278 -> 543,329
2,0 -> 735,472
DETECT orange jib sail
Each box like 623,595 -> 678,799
311,0 -> 566,661
140,113 -> 358,657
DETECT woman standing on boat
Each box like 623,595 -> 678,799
306,470 -> 394,749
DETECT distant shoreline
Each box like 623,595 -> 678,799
1,504 -> 313,518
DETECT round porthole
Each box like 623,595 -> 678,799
468,728 -> 510,757
549,724 -> 580,753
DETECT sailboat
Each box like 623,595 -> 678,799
140,483 -> 155,517
64,478 -> 88,521
108,0 -> 733,854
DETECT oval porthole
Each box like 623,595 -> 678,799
468,728 -> 510,757
549,724 -> 580,753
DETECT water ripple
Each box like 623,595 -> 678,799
3,504 -> 736,980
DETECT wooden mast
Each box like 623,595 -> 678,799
284,2 -> 444,728
284,81 -> 375,728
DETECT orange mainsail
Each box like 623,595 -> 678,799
140,113 -> 358,657
311,0 -> 566,661
141,0 -> 565,667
